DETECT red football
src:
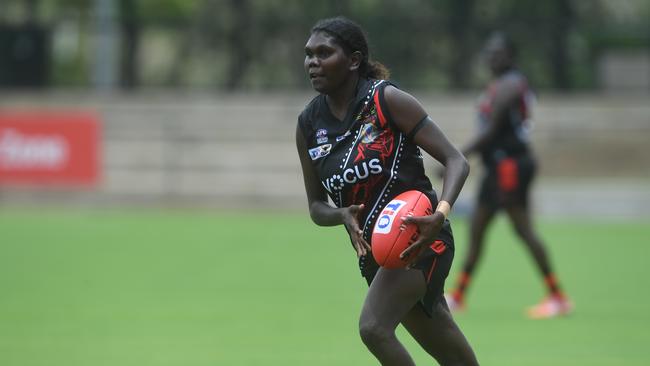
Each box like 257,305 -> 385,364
371,190 -> 433,269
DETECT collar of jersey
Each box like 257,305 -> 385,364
320,77 -> 373,125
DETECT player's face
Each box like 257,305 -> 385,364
484,37 -> 511,75
304,31 -> 352,94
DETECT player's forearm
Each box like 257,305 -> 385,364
309,201 -> 346,226
439,154 -> 470,207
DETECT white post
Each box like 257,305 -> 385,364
92,0 -> 117,90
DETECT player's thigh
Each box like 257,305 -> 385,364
360,268 -> 427,329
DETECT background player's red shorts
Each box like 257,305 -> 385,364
479,155 -> 537,209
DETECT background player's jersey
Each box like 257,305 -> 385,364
298,78 -> 438,242
477,69 -> 535,165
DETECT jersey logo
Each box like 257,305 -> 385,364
336,130 -> 351,142
374,200 -> 406,234
359,123 -> 381,144
309,144 -> 332,160
321,158 -> 382,193
316,129 -> 328,144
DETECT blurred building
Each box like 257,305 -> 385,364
599,50 -> 650,91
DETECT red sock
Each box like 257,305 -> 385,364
544,273 -> 565,298
452,272 -> 471,303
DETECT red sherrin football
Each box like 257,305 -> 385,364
371,190 -> 433,269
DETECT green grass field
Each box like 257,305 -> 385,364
1,209 -> 648,366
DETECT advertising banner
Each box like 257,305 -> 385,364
0,111 -> 100,186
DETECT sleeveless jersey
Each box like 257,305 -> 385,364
476,69 -> 535,165
297,78 -> 441,243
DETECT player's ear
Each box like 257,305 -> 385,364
349,51 -> 362,71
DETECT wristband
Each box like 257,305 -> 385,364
435,200 -> 451,220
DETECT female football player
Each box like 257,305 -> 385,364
445,32 -> 573,319
296,16 -> 478,365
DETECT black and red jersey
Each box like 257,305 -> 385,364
298,78 -> 441,242
476,69 -> 535,165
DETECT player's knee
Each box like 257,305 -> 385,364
359,319 -> 393,348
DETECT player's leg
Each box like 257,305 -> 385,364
504,202 -> 572,317
501,157 -> 555,286
358,268 -> 429,366
404,239 -> 479,365
463,202 -> 498,278
447,202 -> 497,309
502,157 -> 572,317
401,300 -> 479,366
503,202 -> 552,276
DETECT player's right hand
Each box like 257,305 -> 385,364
400,211 -> 445,268
342,204 -> 372,258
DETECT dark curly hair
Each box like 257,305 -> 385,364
311,16 -> 390,80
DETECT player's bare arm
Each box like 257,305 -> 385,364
383,85 -> 469,264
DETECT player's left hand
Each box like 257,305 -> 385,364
342,204 -> 372,258
399,211 -> 445,268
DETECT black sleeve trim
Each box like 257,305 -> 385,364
406,115 -> 429,140
376,81 -> 428,140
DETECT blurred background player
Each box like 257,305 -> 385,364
445,32 -> 573,319
296,17 -> 478,365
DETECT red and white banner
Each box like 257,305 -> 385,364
0,111 -> 100,186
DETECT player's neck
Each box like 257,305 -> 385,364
326,74 -> 360,121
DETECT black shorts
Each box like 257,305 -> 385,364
359,220 -> 455,317
478,155 -> 537,210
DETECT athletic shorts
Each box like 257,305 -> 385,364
478,155 -> 537,210
359,220 -> 455,318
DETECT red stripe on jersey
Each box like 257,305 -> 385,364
373,90 -> 387,128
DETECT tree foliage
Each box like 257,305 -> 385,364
1,0 -> 648,90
